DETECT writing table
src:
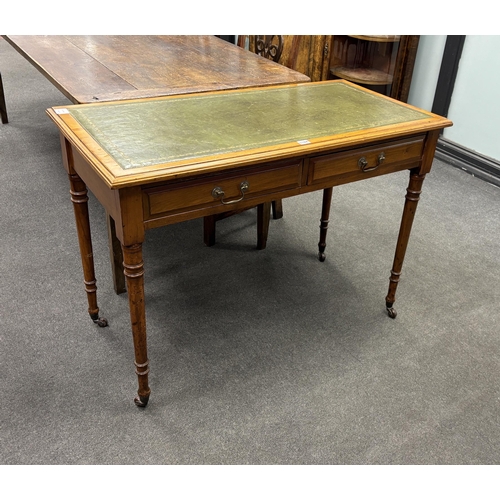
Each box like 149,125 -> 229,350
47,80 -> 452,407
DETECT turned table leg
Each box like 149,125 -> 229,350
68,172 -> 108,327
318,187 -> 333,262
385,168 -> 426,318
122,243 -> 151,407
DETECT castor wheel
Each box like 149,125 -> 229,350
91,314 -> 109,327
386,306 -> 397,319
134,394 -> 149,408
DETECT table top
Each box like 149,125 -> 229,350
47,80 -> 452,189
4,35 -> 310,104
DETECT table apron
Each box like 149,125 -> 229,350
140,135 -> 426,230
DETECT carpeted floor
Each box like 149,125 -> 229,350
1,37 -> 499,465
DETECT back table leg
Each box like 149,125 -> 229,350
385,169 -> 426,318
318,187 -> 333,262
257,201 -> 271,250
68,172 -> 108,327
0,72 -> 8,124
107,213 -> 126,295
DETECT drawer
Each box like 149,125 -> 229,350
143,160 -> 302,220
307,136 -> 425,186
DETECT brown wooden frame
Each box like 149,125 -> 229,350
47,81 -> 451,408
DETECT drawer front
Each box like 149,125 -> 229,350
307,136 -> 425,186
143,160 -> 302,220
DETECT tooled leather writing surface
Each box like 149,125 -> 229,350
69,82 -> 429,170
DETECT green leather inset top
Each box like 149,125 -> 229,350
69,82 -> 429,170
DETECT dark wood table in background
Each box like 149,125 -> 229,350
3,35 -> 308,104
2,35 -> 310,289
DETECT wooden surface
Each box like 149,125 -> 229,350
330,67 -> 393,85
329,35 -> 419,102
47,80 -> 452,407
237,34 -> 417,101
3,35 -> 310,104
240,35 -> 332,82
280,35 -> 333,82
391,35 -> 420,102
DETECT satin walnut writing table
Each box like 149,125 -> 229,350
47,80 -> 452,407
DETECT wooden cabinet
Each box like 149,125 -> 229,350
328,35 -> 420,102
279,35 -> 334,82
239,35 -> 419,103
236,34 -> 420,102
238,35 -> 333,82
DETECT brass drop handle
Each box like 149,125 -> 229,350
212,180 -> 249,205
358,152 -> 385,172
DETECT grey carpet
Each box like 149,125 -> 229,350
1,37 -> 499,465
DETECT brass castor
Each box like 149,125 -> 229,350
90,313 -> 108,327
134,395 -> 150,408
386,305 -> 397,319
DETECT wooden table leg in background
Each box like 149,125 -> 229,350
121,242 -> 151,407
385,168 -> 426,318
0,72 -> 8,124
68,172 -> 108,327
107,213 -> 126,295
318,187 -> 333,262
271,199 -> 283,219
257,202 -> 272,250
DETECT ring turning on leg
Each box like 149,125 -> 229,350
133,359 -> 151,407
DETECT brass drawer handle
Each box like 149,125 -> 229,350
358,152 -> 385,172
212,180 -> 249,205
